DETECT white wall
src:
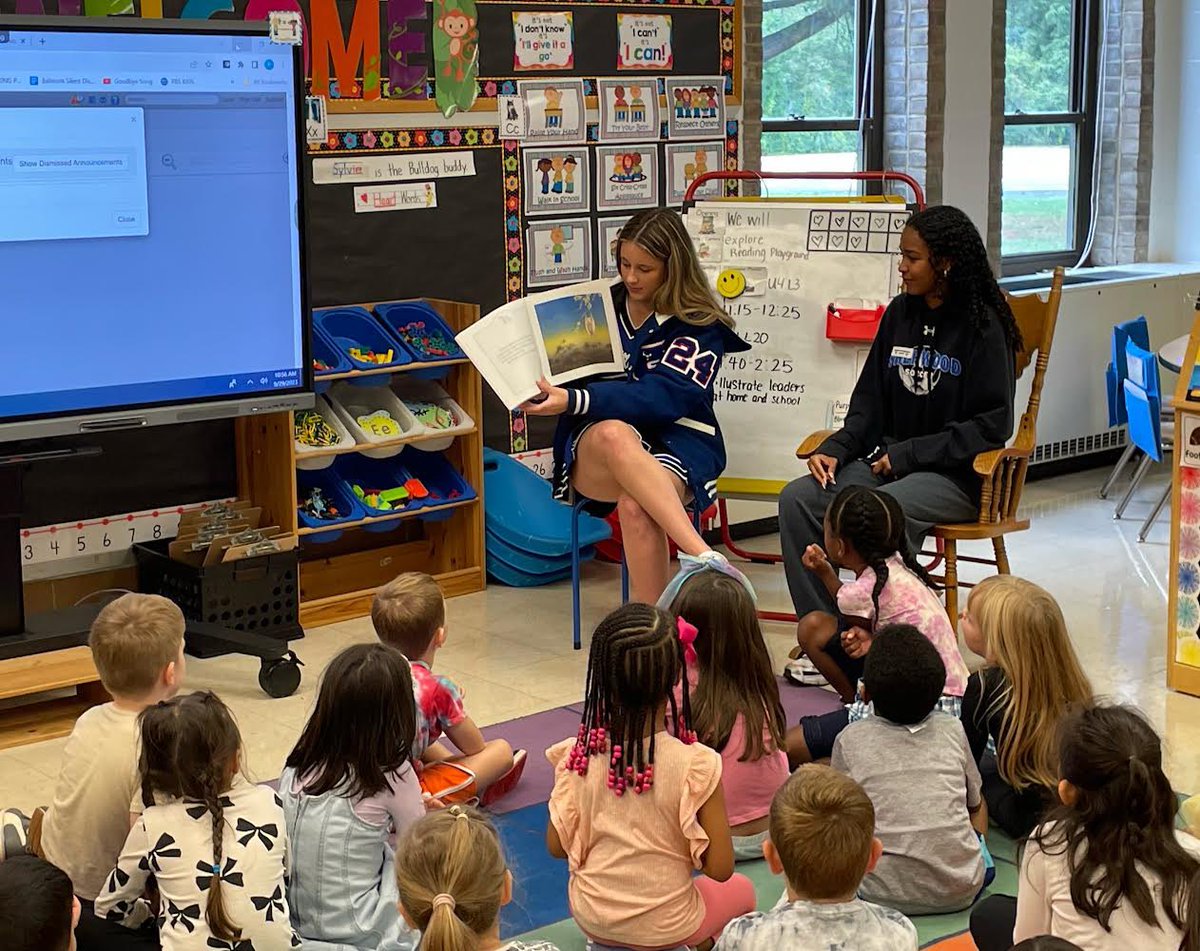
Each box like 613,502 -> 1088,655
1150,0 -> 1200,263
940,1 -> 995,236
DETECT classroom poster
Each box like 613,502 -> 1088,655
523,148 -> 590,215
512,12 -> 574,70
596,144 -> 659,212
597,77 -> 662,142
526,217 -> 594,287
597,215 -> 633,278
617,14 -> 673,70
664,77 -> 726,140
665,141 -> 723,203
353,182 -> 438,212
518,79 -> 587,145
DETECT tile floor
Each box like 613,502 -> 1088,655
2,465 -> 1197,811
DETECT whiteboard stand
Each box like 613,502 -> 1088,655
681,170 -> 927,627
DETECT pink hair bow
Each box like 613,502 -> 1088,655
677,616 -> 699,666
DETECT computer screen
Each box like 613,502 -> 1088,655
0,19 -> 310,439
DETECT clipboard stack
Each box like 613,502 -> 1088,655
167,501 -> 298,568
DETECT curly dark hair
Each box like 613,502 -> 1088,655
906,205 -> 1023,352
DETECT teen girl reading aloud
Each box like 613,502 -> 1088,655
522,208 -> 750,604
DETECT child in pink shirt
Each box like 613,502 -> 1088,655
545,603 -> 756,949
661,559 -> 789,861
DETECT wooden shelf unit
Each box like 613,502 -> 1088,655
238,298 -> 485,629
0,647 -> 110,750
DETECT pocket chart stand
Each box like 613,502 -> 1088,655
680,170 -> 927,625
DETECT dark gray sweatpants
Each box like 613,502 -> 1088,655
777,460 -> 977,617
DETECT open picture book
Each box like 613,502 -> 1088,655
455,278 -> 625,409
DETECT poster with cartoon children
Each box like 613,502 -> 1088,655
526,217 -> 594,287
523,149 -> 590,215
518,79 -> 587,144
596,144 -> 660,212
663,77 -> 726,140
596,215 -> 633,278
665,141 -> 723,203
597,77 -> 662,142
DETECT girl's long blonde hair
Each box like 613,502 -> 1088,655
394,806 -> 506,951
969,575 -> 1092,791
616,208 -> 732,328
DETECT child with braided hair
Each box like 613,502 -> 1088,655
544,603 -> 755,950
95,691 -> 297,950
786,485 -> 969,766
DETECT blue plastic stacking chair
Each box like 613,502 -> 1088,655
569,500 -> 703,651
1115,339 -> 1173,541
1099,316 -> 1150,499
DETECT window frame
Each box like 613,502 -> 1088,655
759,0 -> 885,193
1001,0 -> 1101,274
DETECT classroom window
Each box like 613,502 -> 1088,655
760,0 -> 882,195
1001,0 -> 1099,271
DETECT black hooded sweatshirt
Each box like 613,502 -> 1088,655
817,292 -> 1017,498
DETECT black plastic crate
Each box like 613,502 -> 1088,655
134,540 -> 302,652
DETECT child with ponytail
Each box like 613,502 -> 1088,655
94,691 -> 297,950
545,603 -> 756,949
394,806 -> 559,951
970,705 -> 1200,951
787,485 -> 969,765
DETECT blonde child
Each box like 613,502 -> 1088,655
715,765 -> 917,950
960,575 -> 1093,838
26,594 -> 186,950
787,485 -> 969,765
372,573 -> 524,806
970,705 -> 1200,951
395,806 -> 560,951
521,207 -> 750,604
662,563 -> 788,860
281,643 -> 423,951
545,603 -> 755,949
95,691 -> 297,950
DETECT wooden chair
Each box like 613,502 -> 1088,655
795,267 -> 1064,621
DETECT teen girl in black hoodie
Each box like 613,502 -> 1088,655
778,205 -> 1022,639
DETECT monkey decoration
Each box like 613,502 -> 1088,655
433,0 -> 479,117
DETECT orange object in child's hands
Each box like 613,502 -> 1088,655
417,761 -> 478,808
842,626 -> 873,659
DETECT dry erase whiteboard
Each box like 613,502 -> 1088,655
686,200 -> 908,497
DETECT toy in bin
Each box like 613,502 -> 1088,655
825,299 -> 886,343
295,409 -> 342,448
409,401 -> 459,431
373,302 -> 465,362
351,477 -> 427,511
300,486 -> 344,521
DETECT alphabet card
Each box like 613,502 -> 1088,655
617,14 -> 672,70
527,217 -> 594,288
664,76 -> 726,140
597,215 -> 633,278
665,141 -> 723,203
513,12 -> 574,71
518,79 -> 586,145
597,77 -> 662,142
596,144 -> 659,212
523,148 -> 590,216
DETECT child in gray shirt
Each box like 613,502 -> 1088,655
716,765 -> 916,951
831,624 -> 988,915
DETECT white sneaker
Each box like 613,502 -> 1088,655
784,656 -> 829,687
0,809 -> 28,860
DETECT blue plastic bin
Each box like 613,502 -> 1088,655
314,306 -> 414,371
296,468 -> 366,543
373,302 -> 465,363
333,454 -> 420,532
398,447 -> 476,520
311,326 -> 353,394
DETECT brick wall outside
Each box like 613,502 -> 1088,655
883,0 -> 945,204
988,0 -> 1006,270
740,0 -> 763,195
1090,0 -> 1155,265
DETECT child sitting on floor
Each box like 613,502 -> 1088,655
960,575 -> 1093,839
787,486 -> 969,766
281,643 -> 422,951
31,593 -> 186,951
395,806 -> 561,951
715,764 -> 917,950
372,573 -> 524,806
832,625 -> 988,915
545,603 -> 756,950
662,562 -> 788,861
95,691 -> 298,950
971,705 -> 1200,951
0,855 -> 81,951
